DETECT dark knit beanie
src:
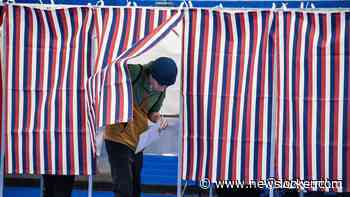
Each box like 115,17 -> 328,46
149,57 -> 178,86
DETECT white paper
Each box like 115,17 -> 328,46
135,123 -> 161,154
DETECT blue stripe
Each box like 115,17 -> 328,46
329,13 -> 337,180
282,12 -> 288,178
144,9 -> 151,36
132,8 -> 140,44
266,11 -> 275,178
65,9 -> 77,174
302,13 -> 312,178
342,12 -> 350,190
34,8 -> 44,172
102,9 -> 118,67
185,10 -> 194,179
55,9 -> 65,173
101,9 -> 118,125
11,7 -> 17,172
227,13 -> 242,179
158,10 -> 164,26
22,7 -> 31,172
291,12 -> 300,178
42,10 -> 52,172
216,12 -> 231,179
240,12 -> 255,179
76,8 -> 86,174
193,10 -> 206,179
316,14 -> 324,181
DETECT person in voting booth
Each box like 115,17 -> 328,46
104,57 -> 177,197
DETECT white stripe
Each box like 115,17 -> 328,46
17,6 -> 25,174
262,11 -> 274,180
324,13 -> 331,185
107,9 -> 123,124
299,12 -> 308,180
139,9 -> 145,40
85,9 -> 93,175
121,8 -> 134,122
153,9 -> 159,29
224,13 -> 238,180
201,10 -> 212,179
39,9 -> 51,174
211,11 -> 225,181
311,13 -> 319,183
49,10 -> 62,175
96,8 -> 113,73
181,10 -> 189,180
61,9 -> 73,175
277,11 -> 285,179
96,8 -> 103,47
248,12 -> 261,180
29,8 -> 38,174
6,6 -> 14,174
72,9 -> 83,175
236,12 -> 250,181
337,13 -> 345,190
288,12 -> 296,180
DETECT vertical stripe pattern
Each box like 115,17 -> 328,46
275,11 -> 350,192
3,5 -> 94,175
182,9 -> 275,182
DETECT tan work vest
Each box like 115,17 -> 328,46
104,97 -> 149,151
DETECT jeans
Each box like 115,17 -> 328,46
105,140 -> 143,197
42,175 -> 75,197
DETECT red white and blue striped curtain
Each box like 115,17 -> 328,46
275,11 -> 350,192
90,7 -> 182,128
2,4 -> 182,175
2,5 -> 95,175
181,9 -> 276,182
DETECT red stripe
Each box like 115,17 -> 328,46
232,13 -> 246,180
307,13 -> 316,179
105,9 -> 120,124
4,6 -> 10,173
295,13 -> 303,179
79,8 -> 89,175
14,6 -> 20,174
320,14 -> 327,181
244,12 -> 258,181
333,14 -> 340,184
257,12 -> 269,180
149,9 -> 154,33
57,9 -> 68,174
68,9 -> 78,175
208,12 -> 221,180
220,13 -> 234,180
187,10 -> 197,179
94,9 -> 109,74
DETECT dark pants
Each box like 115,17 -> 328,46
42,175 -> 75,197
105,140 -> 143,197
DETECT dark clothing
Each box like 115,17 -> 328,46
42,175 -> 75,197
105,140 -> 143,197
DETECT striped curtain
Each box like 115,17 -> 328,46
90,7 -> 181,129
2,5 -> 182,175
275,11 -> 350,192
3,5 -> 95,175
181,10 -> 276,182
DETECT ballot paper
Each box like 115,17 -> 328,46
135,122 -> 162,153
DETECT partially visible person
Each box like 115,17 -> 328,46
104,57 -> 178,197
